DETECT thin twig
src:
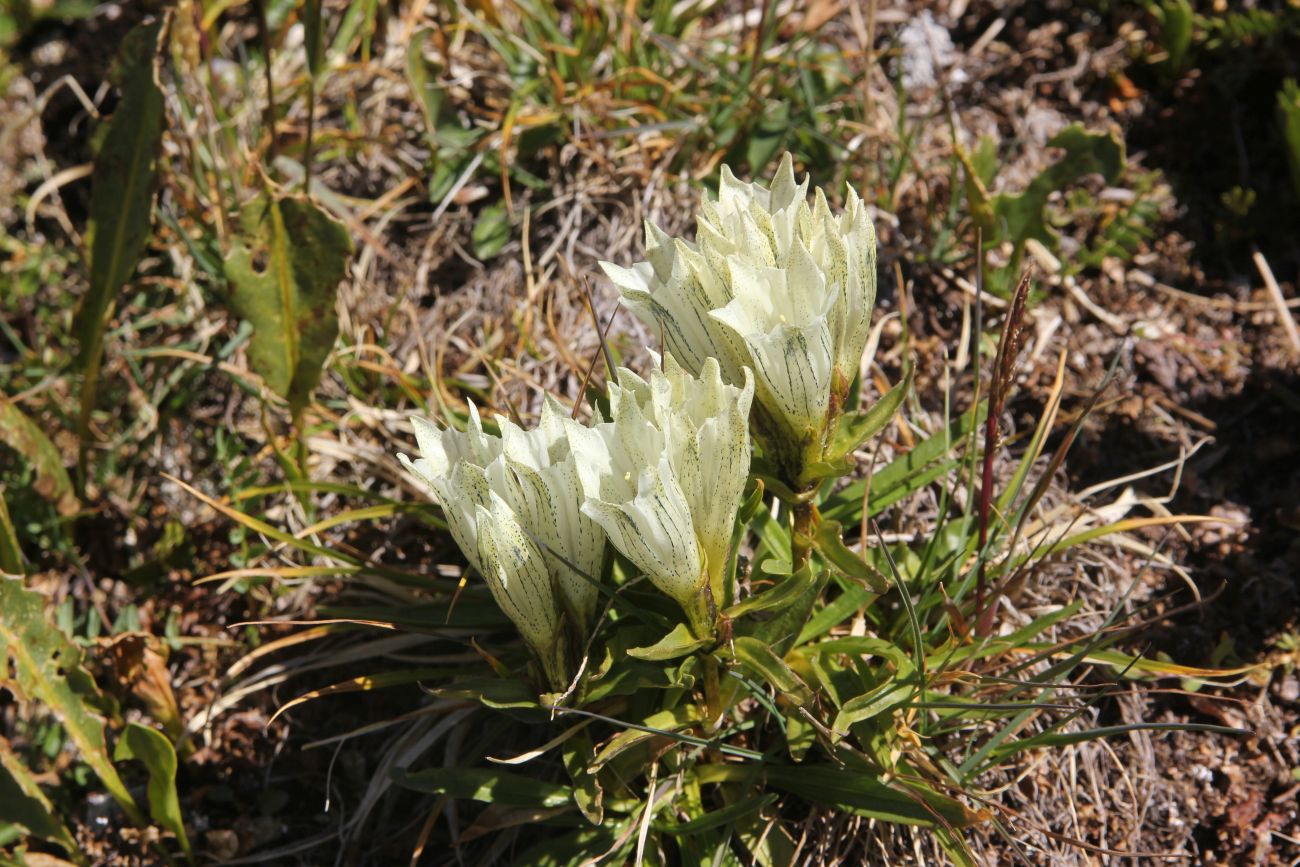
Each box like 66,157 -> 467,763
1253,248 -> 1300,357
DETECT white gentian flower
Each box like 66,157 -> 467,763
601,153 -> 877,490
565,356 -> 753,638
398,398 -> 605,690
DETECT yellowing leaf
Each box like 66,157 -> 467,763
0,740 -> 82,863
0,400 -> 76,516
0,578 -> 143,825
223,191 -> 352,420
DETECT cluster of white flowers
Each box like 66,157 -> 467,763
566,356 -> 752,638
400,154 -> 878,685
398,398 -> 603,689
601,153 -> 877,488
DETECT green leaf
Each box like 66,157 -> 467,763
223,191 -> 353,419
724,564 -> 816,620
745,101 -> 790,173
0,742 -> 81,862
812,519 -> 890,593
429,677 -> 539,710
738,567 -> 829,658
113,723 -> 191,861
980,722 -> 1248,765
626,622 -> 712,661
472,202 -> 511,260
74,16 -> 167,462
0,578 -> 143,825
763,765 -> 978,828
805,636 -> 915,673
783,708 -> 816,762
993,123 -> 1125,248
510,825 -> 623,867
728,637 -> 813,707
970,134 -> 999,188
826,360 -> 913,464
654,792 -> 778,835
821,401 -> 985,523
831,680 -> 913,739
589,704 -> 702,771
0,400 -> 75,516
562,731 -> 602,825
302,0 -> 323,75
794,576 -> 876,645
393,766 -> 572,809
1154,0 -> 1194,73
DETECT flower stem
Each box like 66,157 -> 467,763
791,500 -> 818,571
702,653 -> 724,730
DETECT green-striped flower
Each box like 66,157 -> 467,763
601,153 -> 878,491
565,356 -> 753,638
398,398 -> 605,690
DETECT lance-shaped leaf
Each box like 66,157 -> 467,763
74,16 -> 167,464
113,723 -> 191,861
0,741 -> 81,863
223,191 -> 352,419
393,766 -> 572,809
0,578 -> 143,825
74,15 -> 166,367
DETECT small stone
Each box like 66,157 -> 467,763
1278,676 -> 1299,703
205,829 -> 240,861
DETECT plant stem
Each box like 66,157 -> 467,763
791,499 -> 818,571
253,0 -> 278,164
702,653 -> 724,731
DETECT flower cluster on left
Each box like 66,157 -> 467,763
398,398 -> 605,691
400,356 -> 755,692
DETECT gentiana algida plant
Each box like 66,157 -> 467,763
394,155 -> 1244,865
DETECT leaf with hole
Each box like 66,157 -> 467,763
223,191 -> 352,420
0,578 -> 143,825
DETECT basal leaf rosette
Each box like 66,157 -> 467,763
398,399 -> 605,690
565,355 -> 753,639
601,153 -> 878,493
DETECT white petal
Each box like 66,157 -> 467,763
475,500 -> 560,655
